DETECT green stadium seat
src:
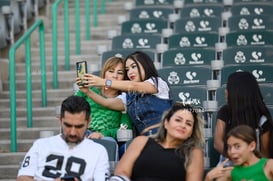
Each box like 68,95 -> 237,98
170,86 -> 208,106
179,3 -> 224,18
174,16 -> 221,33
129,6 -> 175,20
100,49 -> 156,68
183,0 -> 223,6
111,34 -> 162,50
158,66 -> 212,87
135,0 -> 175,6
168,32 -> 219,49
222,46 -> 273,66
215,85 -> 226,108
260,84 -> 273,106
220,64 -> 273,85
91,139 -> 119,161
225,30 -> 273,47
230,2 -> 273,16
227,15 -> 273,32
162,48 -> 215,68
121,19 -> 168,35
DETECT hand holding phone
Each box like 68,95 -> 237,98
76,61 -> 87,86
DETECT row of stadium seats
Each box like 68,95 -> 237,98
0,0 -> 47,50
98,0 -> 273,168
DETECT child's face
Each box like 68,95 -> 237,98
227,136 -> 255,166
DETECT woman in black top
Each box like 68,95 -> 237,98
110,103 -> 205,181
214,71 -> 273,162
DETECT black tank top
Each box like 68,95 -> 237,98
131,138 -> 186,181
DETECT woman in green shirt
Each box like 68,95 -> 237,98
205,125 -> 273,181
75,56 -> 132,140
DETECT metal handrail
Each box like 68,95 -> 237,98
9,19 -> 46,152
51,0 -> 101,89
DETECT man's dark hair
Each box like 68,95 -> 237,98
60,95 -> 91,120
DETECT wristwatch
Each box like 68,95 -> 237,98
105,79 -> 112,88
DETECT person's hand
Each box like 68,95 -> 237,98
205,159 -> 233,181
88,132 -> 104,139
75,77 -> 89,94
83,74 -> 105,87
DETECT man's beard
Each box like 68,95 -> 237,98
62,134 -> 84,145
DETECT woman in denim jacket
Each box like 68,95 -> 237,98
77,51 -> 173,136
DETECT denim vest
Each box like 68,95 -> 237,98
126,92 -> 172,135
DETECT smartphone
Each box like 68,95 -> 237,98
61,175 -> 75,181
76,61 -> 87,86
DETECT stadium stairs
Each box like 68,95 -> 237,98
0,0 -> 131,180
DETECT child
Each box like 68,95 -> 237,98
205,125 -> 273,181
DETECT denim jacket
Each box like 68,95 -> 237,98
126,92 -> 172,135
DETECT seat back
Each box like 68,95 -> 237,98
135,0 -> 175,6
168,32 -> 219,49
162,48 -> 215,68
158,66 -> 212,87
111,34 -> 162,50
121,19 -> 168,35
183,0 -> 223,6
129,7 -> 175,20
230,3 -> 273,16
227,15 -> 273,32
222,46 -> 273,66
225,30 -> 273,47
180,4 -> 224,18
170,86 -> 208,107
220,64 -> 273,85
174,16 -> 221,33
91,139 -> 119,161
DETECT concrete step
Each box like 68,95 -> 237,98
0,127 -> 60,140
0,107 -> 56,118
0,165 -> 19,180
2,79 -> 74,91
0,139 -> 39,153
0,89 -> 73,99
14,55 -> 101,72
0,98 -> 65,108
0,116 -> 60,129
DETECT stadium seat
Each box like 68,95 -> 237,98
183,0 -> 223,6
220,64 -> 273,85
170,86 -> 208,106
225,30 -> 273,47
161,48 -> 215,68
179,3 -> 224,18
173,16 -> 222,34
135,0 -> 175,6
230,2 -> 273,17
260,84 -> 273,106
129,6 -> 175,21
100,49 -> 156,68
168,32 -> 219,49
111,34 -> 162,50
216,83 -> 273,112
91,139 -> 119,161
227,15 -> 273,32
215,85 -> 226,108
222,46 -> 273,66
158,66 -> 212,87
121,18 -> 168,35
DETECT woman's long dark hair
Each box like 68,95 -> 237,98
226,71 -> 272,129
